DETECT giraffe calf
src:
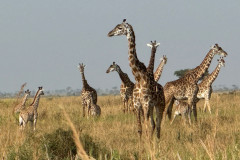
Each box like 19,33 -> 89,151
170,100 -> 191,125
86,92 -> 101,117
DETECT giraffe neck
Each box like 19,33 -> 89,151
116,65 -> 133,86
154,59 -> 166,82
21,94 -> 29,106
32,93 -> 41,109
147,46 -> 157,75
80,71 -> 90,89
187,49 -> 215,83
126,24 -> 147,82
30,91 -> 41,109
200,63 -> 222,87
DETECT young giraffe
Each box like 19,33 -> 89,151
78,63 -> 98,117
19,87 -> 44,131
164,44 -> 227,122
154,55 -> 167,82
108,19 -> 165,139
146,40 -> 160,79
195,57 -> 225,114
85,91 -> 101,117
170,100 -> 191,125
14,89 -> 31,113
106,62 -> 134,113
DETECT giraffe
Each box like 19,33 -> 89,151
14,89 -> 31,113
146,40 -> 160,79
170,100 -> 191,125
154,55 -> 167,82
85,91 -> 101,117
108,19 -> 165,139
19,87 -> 44,131
106,62 -> 135,113
195,57 -> 225,114
78,63 -> 98,117
164,44 -> 227,122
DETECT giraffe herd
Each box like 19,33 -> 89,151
14,19 -> 228,140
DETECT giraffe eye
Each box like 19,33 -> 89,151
118,27 -> 123,30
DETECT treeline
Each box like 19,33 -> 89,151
0,86 -> 120,98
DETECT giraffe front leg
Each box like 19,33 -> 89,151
33,118 -> 37,131
206,99 -> 211,114
82,103 -> 86,117
190,98 -> 197,122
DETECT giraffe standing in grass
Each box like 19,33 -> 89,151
195,57 -> 225,114
170,100 -> 191,125
19,87 -> 44,131
14,89 -> 31,113
78,63 -> 98,117
86,91 -> 101,117
164,44 -> 227,122
106,62 -> 134,113
108,19 -> 165,139
154,55 -> 167,82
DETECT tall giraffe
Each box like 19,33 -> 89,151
164,44 -> 227,121
106,62 -> 134,112
78,63 -> 98,117
108,19 -> 165,139
14,89 -> 31,113
19,87 -> 44,131
154,55 -> 167,82
195,57 -> 225,113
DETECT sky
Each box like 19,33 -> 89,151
0,0 -> 239,92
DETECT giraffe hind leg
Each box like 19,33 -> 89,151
167,98 -> 175,120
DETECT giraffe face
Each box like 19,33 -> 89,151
218,57 -> 225,67
106,62 -> 117,73
78,63 -> 85,73
25,89 -> 31,96
39,88 -> 44,96
161,55 -> 167,64
212,44 -> 228,57
108,20 -> 128,37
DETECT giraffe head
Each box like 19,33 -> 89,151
108,19 -> 130,37
78,63 -> 86,73
211,44 -> 228,57
25,89 -> 31,96
147,40 -> 160,49
38,87 -> 44,96
106,62 -> 118,73
218,57 -> 225,67
160,55 -> 168,64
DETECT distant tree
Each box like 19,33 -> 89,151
174,69 -> 191,78
174,68 -> 209,81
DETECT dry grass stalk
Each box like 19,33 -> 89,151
60,105 -> 92,160
200,139 -> 214,160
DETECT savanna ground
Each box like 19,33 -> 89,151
0,92 -> 240,159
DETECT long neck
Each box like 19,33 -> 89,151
200,63 -> 222,86
81,71 -> 90,89
147,46 -> 156,74
126,25 -> 147,82
187,49 -> 215,83
21,94 -> 29,106
32,93 -> 41,109
154,60 -> 166,82
116,66 -> 133,86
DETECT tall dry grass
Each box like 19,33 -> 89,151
0,92 -> 240,159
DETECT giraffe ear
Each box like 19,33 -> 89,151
156,43 -> 160,47
123,19 -> 126,23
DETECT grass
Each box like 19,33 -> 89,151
0,92 -> 240,159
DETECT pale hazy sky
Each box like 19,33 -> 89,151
0,0 -> 239,92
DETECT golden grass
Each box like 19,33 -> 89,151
0,92 -> 240,159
